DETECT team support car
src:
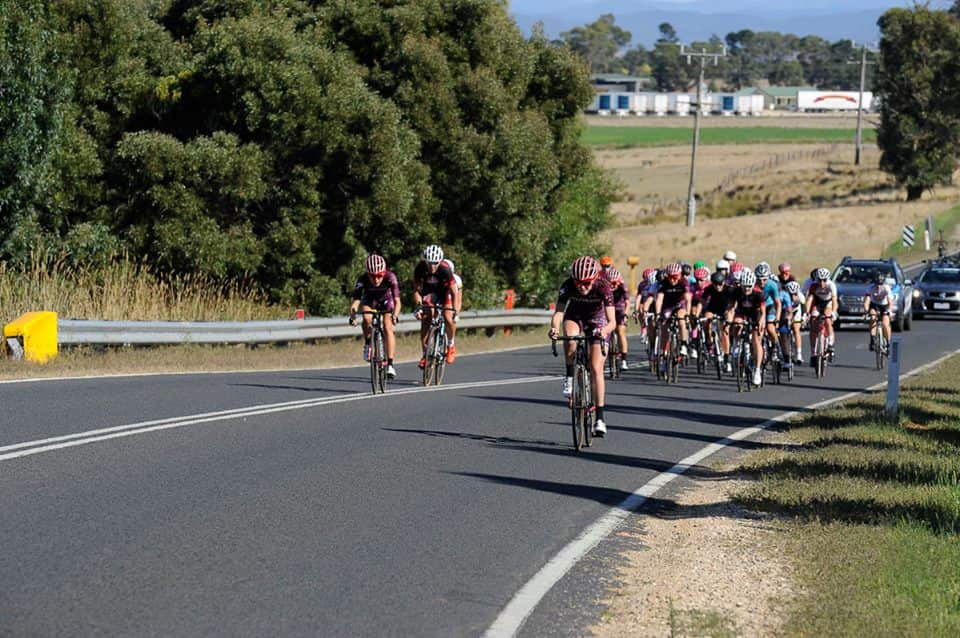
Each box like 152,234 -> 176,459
832,257 -> 914,332
913,259 -> 960,319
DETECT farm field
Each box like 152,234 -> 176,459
583,125 -> 876,148
584,113 -> 874,129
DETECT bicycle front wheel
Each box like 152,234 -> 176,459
572,365 -> 589,451
423,328 -> 438,386
434,332 -> 448,386
371,329 -> 385,394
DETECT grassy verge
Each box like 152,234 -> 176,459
882,201 -> 960,264
583,126 -> 876,148
735,354 -> 960,636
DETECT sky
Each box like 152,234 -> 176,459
508,1 -> 946,14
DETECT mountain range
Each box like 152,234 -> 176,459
508,1 -> 938,46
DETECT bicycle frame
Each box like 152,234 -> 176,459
420,304 -> 455,386
359,310 -> 389,394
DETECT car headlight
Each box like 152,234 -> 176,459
913,289 -> 921,299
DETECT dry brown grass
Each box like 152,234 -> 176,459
0,252 -> 291,322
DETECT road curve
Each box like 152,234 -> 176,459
1,319 -> 958,636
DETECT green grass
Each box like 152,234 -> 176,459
735,355 -> 960,636
582,126 -> 877,148
882,201 -> 960,263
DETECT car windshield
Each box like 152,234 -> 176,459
833,265 -> 892,284
922,268 -> 960,284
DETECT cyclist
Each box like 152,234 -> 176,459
803,267 -> 838,366
349,254 -> 401,379
715,258 -> 730,282
756,263 -> 783,364
695,271 -> 733,371
727,269 -> 765,386
801,268 -> 818,295
606,267 -> 630,370
414,244 -> 461,368
635,268 -> 660,345
682,262 -> 695,285
863,270 -> 893,352
549,256 -> 616,437
600,255 -> 615,276
654,262 -> 693,358
785,280 -> 805,364
777,262 -> 796,289
688,266 -> 711,354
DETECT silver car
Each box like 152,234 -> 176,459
913,264 -> 960,319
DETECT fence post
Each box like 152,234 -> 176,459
885,336 -> 902,421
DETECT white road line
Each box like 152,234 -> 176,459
483,348 -> 960,637
0,375 -> 556,463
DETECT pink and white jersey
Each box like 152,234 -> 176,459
865,283 -> 893,306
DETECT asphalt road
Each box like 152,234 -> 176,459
2,319 -> 958,637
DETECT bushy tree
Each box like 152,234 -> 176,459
558,13 -> 631,74
877,7 -> 960,200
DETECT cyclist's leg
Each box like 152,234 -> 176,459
360,304 -> 374,341
882,308 -> 892,343
383,306 -> 397,362
443,306 -> 457,344
616,320 -> 628,360
752,318 -> 764,368
676,308 -> 689,344
562,319 -> 582,365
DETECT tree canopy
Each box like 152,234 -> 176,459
0,0 -> 613,313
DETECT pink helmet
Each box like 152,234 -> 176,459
365,254 -> 386,275
778,262 -> 791,275
642,267 -> 656,280
571,256 -> 600,283
606,267 -> 623,285
730,262 -> 744,274
694,266 -> 709,281
666,262 -> 683,276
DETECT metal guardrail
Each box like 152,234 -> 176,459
57,309 -> 554,346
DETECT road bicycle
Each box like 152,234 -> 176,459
657,314 -> 683,384
762,328 -> 782,386
552,334 -> 606,452
731,319 -> 758,393
867,311 -> 889,370
809,313 -> 831,379
351,309 -> 393,394
607,329 -> 622,380
705,316 -> 726,380
420,304 -> 455,386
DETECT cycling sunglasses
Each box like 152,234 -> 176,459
575,277 -> 596,287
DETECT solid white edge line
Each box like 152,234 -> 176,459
0,376 -> 556,462
483,347 -> 960,638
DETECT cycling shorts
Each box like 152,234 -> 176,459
615,308 -> 628,327
563,315 -> 609,344
868,302 -> 892,315
362,296 -> 396,314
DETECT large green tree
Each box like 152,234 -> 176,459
559,13 -> 631,74
877,6 -> 960,200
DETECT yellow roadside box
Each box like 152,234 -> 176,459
4,311 -> 58,363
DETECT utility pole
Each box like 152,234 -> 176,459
847,44 -> 876,166
682,45 -> 727,227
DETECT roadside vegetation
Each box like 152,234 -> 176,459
882,202 -> 960,263
583,126 -> 876,149
735,355 -> 960,636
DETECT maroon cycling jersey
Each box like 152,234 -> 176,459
699,284 -> 732,315
352,271 -> 400,308
558,277 -> 614,323
414,261 -> 456,299
730,287 -> 764,315
658,277 -> 691,309
612,284 -> 629,312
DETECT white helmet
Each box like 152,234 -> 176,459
423,244 -> 444,263
716,259 -> 730,270
723,250 -> 737,262
441,259 -> 455,273
786,281 -> 801,295
755,262 -> 771,278
816,267 -> 831,281
740,270 -> 757,288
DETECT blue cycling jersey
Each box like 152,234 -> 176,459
763,279 -> 780,308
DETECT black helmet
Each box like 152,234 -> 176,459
681,262 -> 693,276
711,271 -> 726,286
873,270 -> 886,284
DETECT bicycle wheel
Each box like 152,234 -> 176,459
371,328 -> 385,394
669,334 -> 680,384
713,327 -> 724,380
875,325 -> 885,370
434,331 -> 448,386
695,332 -> 706,375
608,334 -> 620,379
422,328 -> 438,386
583,372 -> 594,448
572,365 -> 588,451
816,335 -> 826,379
735,346 -> 746,393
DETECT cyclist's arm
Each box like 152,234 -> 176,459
602,304 -> 616,337
654,291 -> 664,315
550,308 -> 564,336
447,279 -> 461,314
683,290 -> 693,314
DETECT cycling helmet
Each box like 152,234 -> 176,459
716,259 -> 730,271
642,267 -> 656,280
646,270 -> 658,285
681,262 -> 693,277
694,266 -> 709,281
599,255 -> 614,267
693,260 -> 706,270
423,244 -> 444,263
441,259 -> 455,274
810,268 -> 818,280
731,270 -> 744,285
755,262 -> 771,278
730,262 -> 744,274
873,270 -> 886,284
816,267 -> 830,281
723,250 -> 737,262
666,262 -> 683,277
778,262 -> 791,275
741,270 -> 757,288
710,271 -> 726,286
571,256 -> 600,282
365,254 -> 387,275
607,267 -> 623,285
786,281 -> 801,295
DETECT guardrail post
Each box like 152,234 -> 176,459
503,289 -> 515,336
886,336 -> 902,421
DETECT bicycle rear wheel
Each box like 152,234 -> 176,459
735,347 -> 746,393
583,371 -> 594,448
423,328 -> 438,386
608,334 -> 620,379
